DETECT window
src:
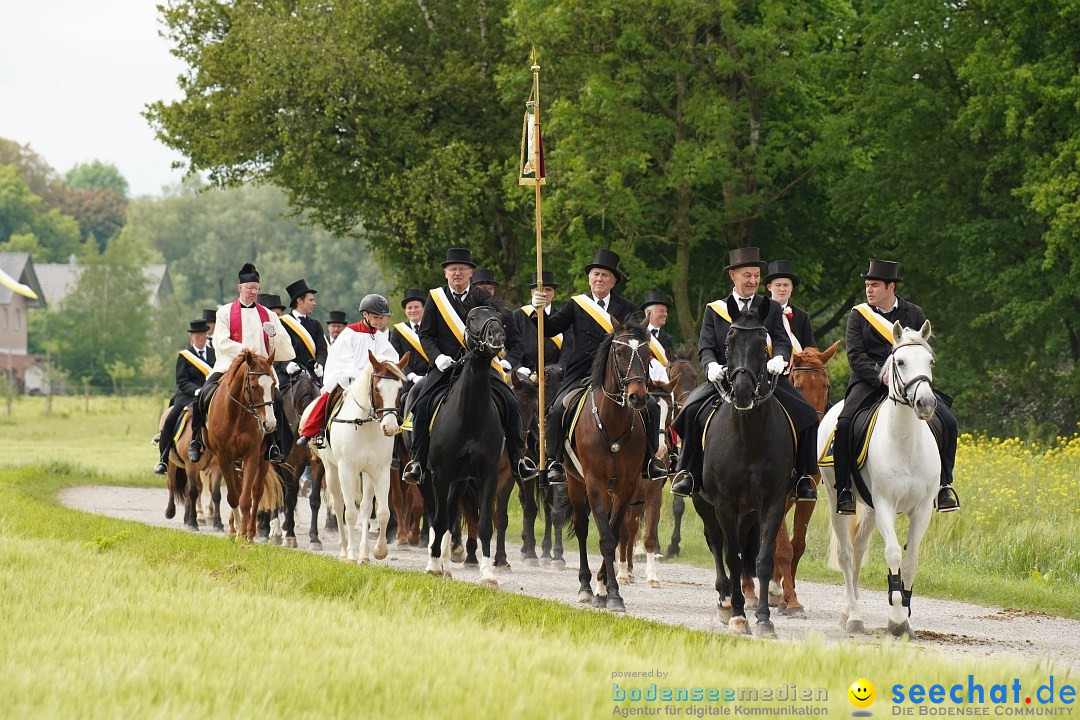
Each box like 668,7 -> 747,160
14,308 -> 21,331
1,307 -> 7,330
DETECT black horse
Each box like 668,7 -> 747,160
693,298 -> 794,636
421,306 -> 508,585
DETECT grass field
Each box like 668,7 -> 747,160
0,396 -> 1077,717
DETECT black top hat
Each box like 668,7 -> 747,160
473,269 -> 499,287
584,249 -> 622,279
529,271 -> 559,289
861,259 -> 903,283
764,260 -> 799,287
238,262 -> 260,284
400,288 -> 425,308
285,278 -> 317,304
724,246 -> 768,272
442,247 -> 476,268
639,290 -> 672,311
257,293 -> 285,311
202,308 -> 217,323
327,310 -> 348,325
187,319 -> 210,333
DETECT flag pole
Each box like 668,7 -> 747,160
531,59 -> 548,479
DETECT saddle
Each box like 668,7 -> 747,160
196,381 -> 220,417
697,395 -> 796,452
172,407 -> 191,445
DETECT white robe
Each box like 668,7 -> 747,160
211,304 -> 295,375
323,326 -> 398,392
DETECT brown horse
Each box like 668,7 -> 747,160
562,323 -> 652,612
664,354 -> 699,558
161,406 -> 225,532
768,339 -> 841,614
203,349 -> 284,541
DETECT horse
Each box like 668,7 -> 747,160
389,432 -> 424,547
203,349 -> 284,541
160,405 -> 225,533
421,306 -> 507,586
562,322 -> 652,613
309,351 -> 409,564
664,354 -> 698,558
819,322 -> 940,639
768,339 -> 841,614
693,300 -> 794,635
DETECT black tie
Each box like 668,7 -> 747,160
196,349 -> 204,361
413,324 -> 420,333
453,291 -> 464,303
597,298 -> 605,310
740,297 -> 752,312
651,328 -> 659,339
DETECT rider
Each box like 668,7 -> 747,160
764,260 -> 816,352
277,279 -> 328,394
296,294 -> 398,448
326,310 -> 348,345
832,259 -> 960,515
389,288 -> 431,387
153,319 -> 215,474
202,308 -> 217,348
669,247 -> 819,501
530,249 -> 668,485
514,271 -> 569,377
187,263 -> 296,464
401,247 -> 537,485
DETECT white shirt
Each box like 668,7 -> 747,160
323,325 -> 398,392
211,303 -> 295,374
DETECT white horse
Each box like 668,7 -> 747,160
307,351 -> 409,564
819,321 -> 940,638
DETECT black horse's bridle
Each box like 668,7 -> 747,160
715,325 -> 778,410
887,341 -> 934,409
464,311 -> 506,358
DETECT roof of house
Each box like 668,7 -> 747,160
0,252 -> 46,308
34,259 -> 172,308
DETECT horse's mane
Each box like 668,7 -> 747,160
226,349 -> 270,378
879,328 -> 934,384
590,323 -> 649,388
793,346 -> 826,368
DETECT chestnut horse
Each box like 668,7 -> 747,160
769,340 -> 841,614
161,407 -> 224,532
203,349 -> 283,541
562,323 -> 651,613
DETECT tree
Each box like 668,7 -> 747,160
0,164 -> 85,262
65,161 -> 129,198
56,186 -> 128,251
0,138 -> 65,207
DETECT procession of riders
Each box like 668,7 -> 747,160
154,247 -> 960,516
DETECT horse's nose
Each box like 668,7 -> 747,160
382,417 -> 399,437
628,391 -> 648,411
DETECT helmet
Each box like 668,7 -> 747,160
358,293 -> 391,316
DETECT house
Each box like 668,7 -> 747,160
35,256 -> 173,308
0,252 -> 48,393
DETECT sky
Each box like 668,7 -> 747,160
0,0 -> 189,197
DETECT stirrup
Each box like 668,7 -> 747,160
794,475 -> 818,502
835,488 -> 856,515
312,431 -> 326,449
267,444 -> 285,463
516,456 -> 538,481
153,461 -> 168,475
935,485 -> 960,513
545,461 -> 566,485
188,440 -> 202,463
669,470 -> 694,497
151,432 -> 161,447
402,460 -> 423,485
647,457 -> 668,482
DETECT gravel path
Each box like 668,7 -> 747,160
60,484 -> 1079,670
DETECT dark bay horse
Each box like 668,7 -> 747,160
694,300 -> 794,635
204,349 -> 284,541
421,306 -> 507,586
563,323 -> 651,613
769,339 -> 841,614
664,354 -> 698,558
163,407 -> 224,532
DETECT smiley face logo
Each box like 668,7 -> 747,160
848,678 -> 876,710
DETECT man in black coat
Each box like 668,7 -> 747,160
402,248 -> 535,484
530,249 -> 667,484
669,247 -> 819,500
154,319 -> 215,474
764,260 -> 816,352
389,288 -> 432,384
832,260 -> 960,514
514,271 -> 571,377
275,279 -> 328,394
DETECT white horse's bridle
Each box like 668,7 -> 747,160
887,341 -> 934,409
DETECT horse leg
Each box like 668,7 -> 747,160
308,459 -> 324,549
341,464 -> 364,564
478,468 -> 500,588
373,468 -> 391,561
422,474 -> 447,576
550,484 -> 567,569
354,469 -> 374,565
772,512 -> 793,609
715,505 -> 748,634
896,502 -> 933,639
784,498 -> 816,615
754,501 -> 788,637
282,461 -> 300,548
463,507 -> 479,566
518,479 -> 539,564
588,484 -> 625,613
324,461 -> 349,561
494,466 -> 512,571
407,485 -> 423,545
644,487 -> 661,589
568,480 -> 593,603
692,495 -> 731,623
390,472 -> 408,547
665,494 -> 685,558
209,472 -> 224,532
616,506 -> 634,586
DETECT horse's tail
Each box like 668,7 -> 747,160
259,465 -> 285,512
551,484 -> 576,538
826,503 -> 869,571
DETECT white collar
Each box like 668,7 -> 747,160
592,293 -> 611,305
448,284 -> 471,297
731,291 -> 756,303
292,310 -> 306,320
647,324 -> 661,334
872,298 -> 898,313
192,345 -> 208,353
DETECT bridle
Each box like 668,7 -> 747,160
887,341 -> 934,409
334,370 -> 403,427
599,334 -> 649,407
715,324 -> 778,410
464,311 -> 505,358
226,361 -> 275,433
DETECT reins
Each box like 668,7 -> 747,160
886,341 -> 934,409
715,324 -> 778,410
224,359 -> 275,432
333,371 -> 402,427
589,332 -> 649,453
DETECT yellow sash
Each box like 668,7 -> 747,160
781,313 -> 804,355
280,314 -> 316,358
647,334 -> 669,367
519,305 -> 563,349
178,349 -> 211,377
430,288 -> 507,381
393,322 -> 430,362
572,294 -> 614,332
854,303 -> 895,343
708,299 -> 772,354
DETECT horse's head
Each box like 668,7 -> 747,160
790,339 -> 840,417
464,306 -> 506,359
366,350 -> 410,436
228,349 -> 277,434
723,297 -> 772,411
593,321 -> 651,410
667,355 -> 698,410
511,369 -> 539,428
884,321 -> 936,420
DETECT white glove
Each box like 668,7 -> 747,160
707,362 -> 724,383
285,361 -> 301,375
262,321 -> 277,337
194,388 -> 201,397
499,359 -> 512,371
407,372 -> 425,383
516,366 -> 531,378
766,356 -> 787,375
435,354 -> 454,372
531,291 -> 548,309
314,363 -> 324,378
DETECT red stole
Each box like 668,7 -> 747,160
347,321 -> 376,335
229,300 -> 271,352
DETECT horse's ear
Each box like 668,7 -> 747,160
397,351 -> 411,368
611,317 -> 623,332
367,348 -> 382,370
919,320 -> 932,341
725,297 -> 740,320
756,299 -> 770,322
666,373 -> 682,392
821,339 -> 841,363
891,321 -> 904,344
268,348 -> 276,364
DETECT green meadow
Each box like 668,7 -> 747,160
0,396 -> 1076,717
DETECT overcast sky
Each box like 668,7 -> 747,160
0,0 -> 189,197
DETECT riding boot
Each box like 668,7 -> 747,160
832,416 -> 856,515
543,400 -> 566,485
403,412 -> 428,484
188,404 -> 204,463
669,433 -> 702,497
643,398 -> 667,481
792,427 -> 818,501
934,404 -> 960,512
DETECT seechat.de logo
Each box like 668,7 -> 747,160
849,678 -> 877,716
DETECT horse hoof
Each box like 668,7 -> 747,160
607,597 -> 626,613
716,602 -> 733,624
728,617 -> 751,635
463,557 -> 479,567
374,547 -> 388,560
345,558 -> 358,565
359,557 -> 371,566
617,574 -> 630,585
495,563 -> 511,574
550,558 -> 566,571
539,557 -> 551,567
481,578 -> 498,589
781,605 -> 806,618
253,535 -> 268,544
309,540 -> 323,552
846,619 -> 866,634
649,579 -> 661,589
888,621 -> 916,640
524,557 -> 539,567
577,589 -> 594,603
213,523 -> 225,533
165,507 -> 176,520
271,535 -> 282,546
744,593 -> 758,609
450,548 -> 466,564
755,620 -> 777,638
663,546 -> 680,559
592,595 -> 608,609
